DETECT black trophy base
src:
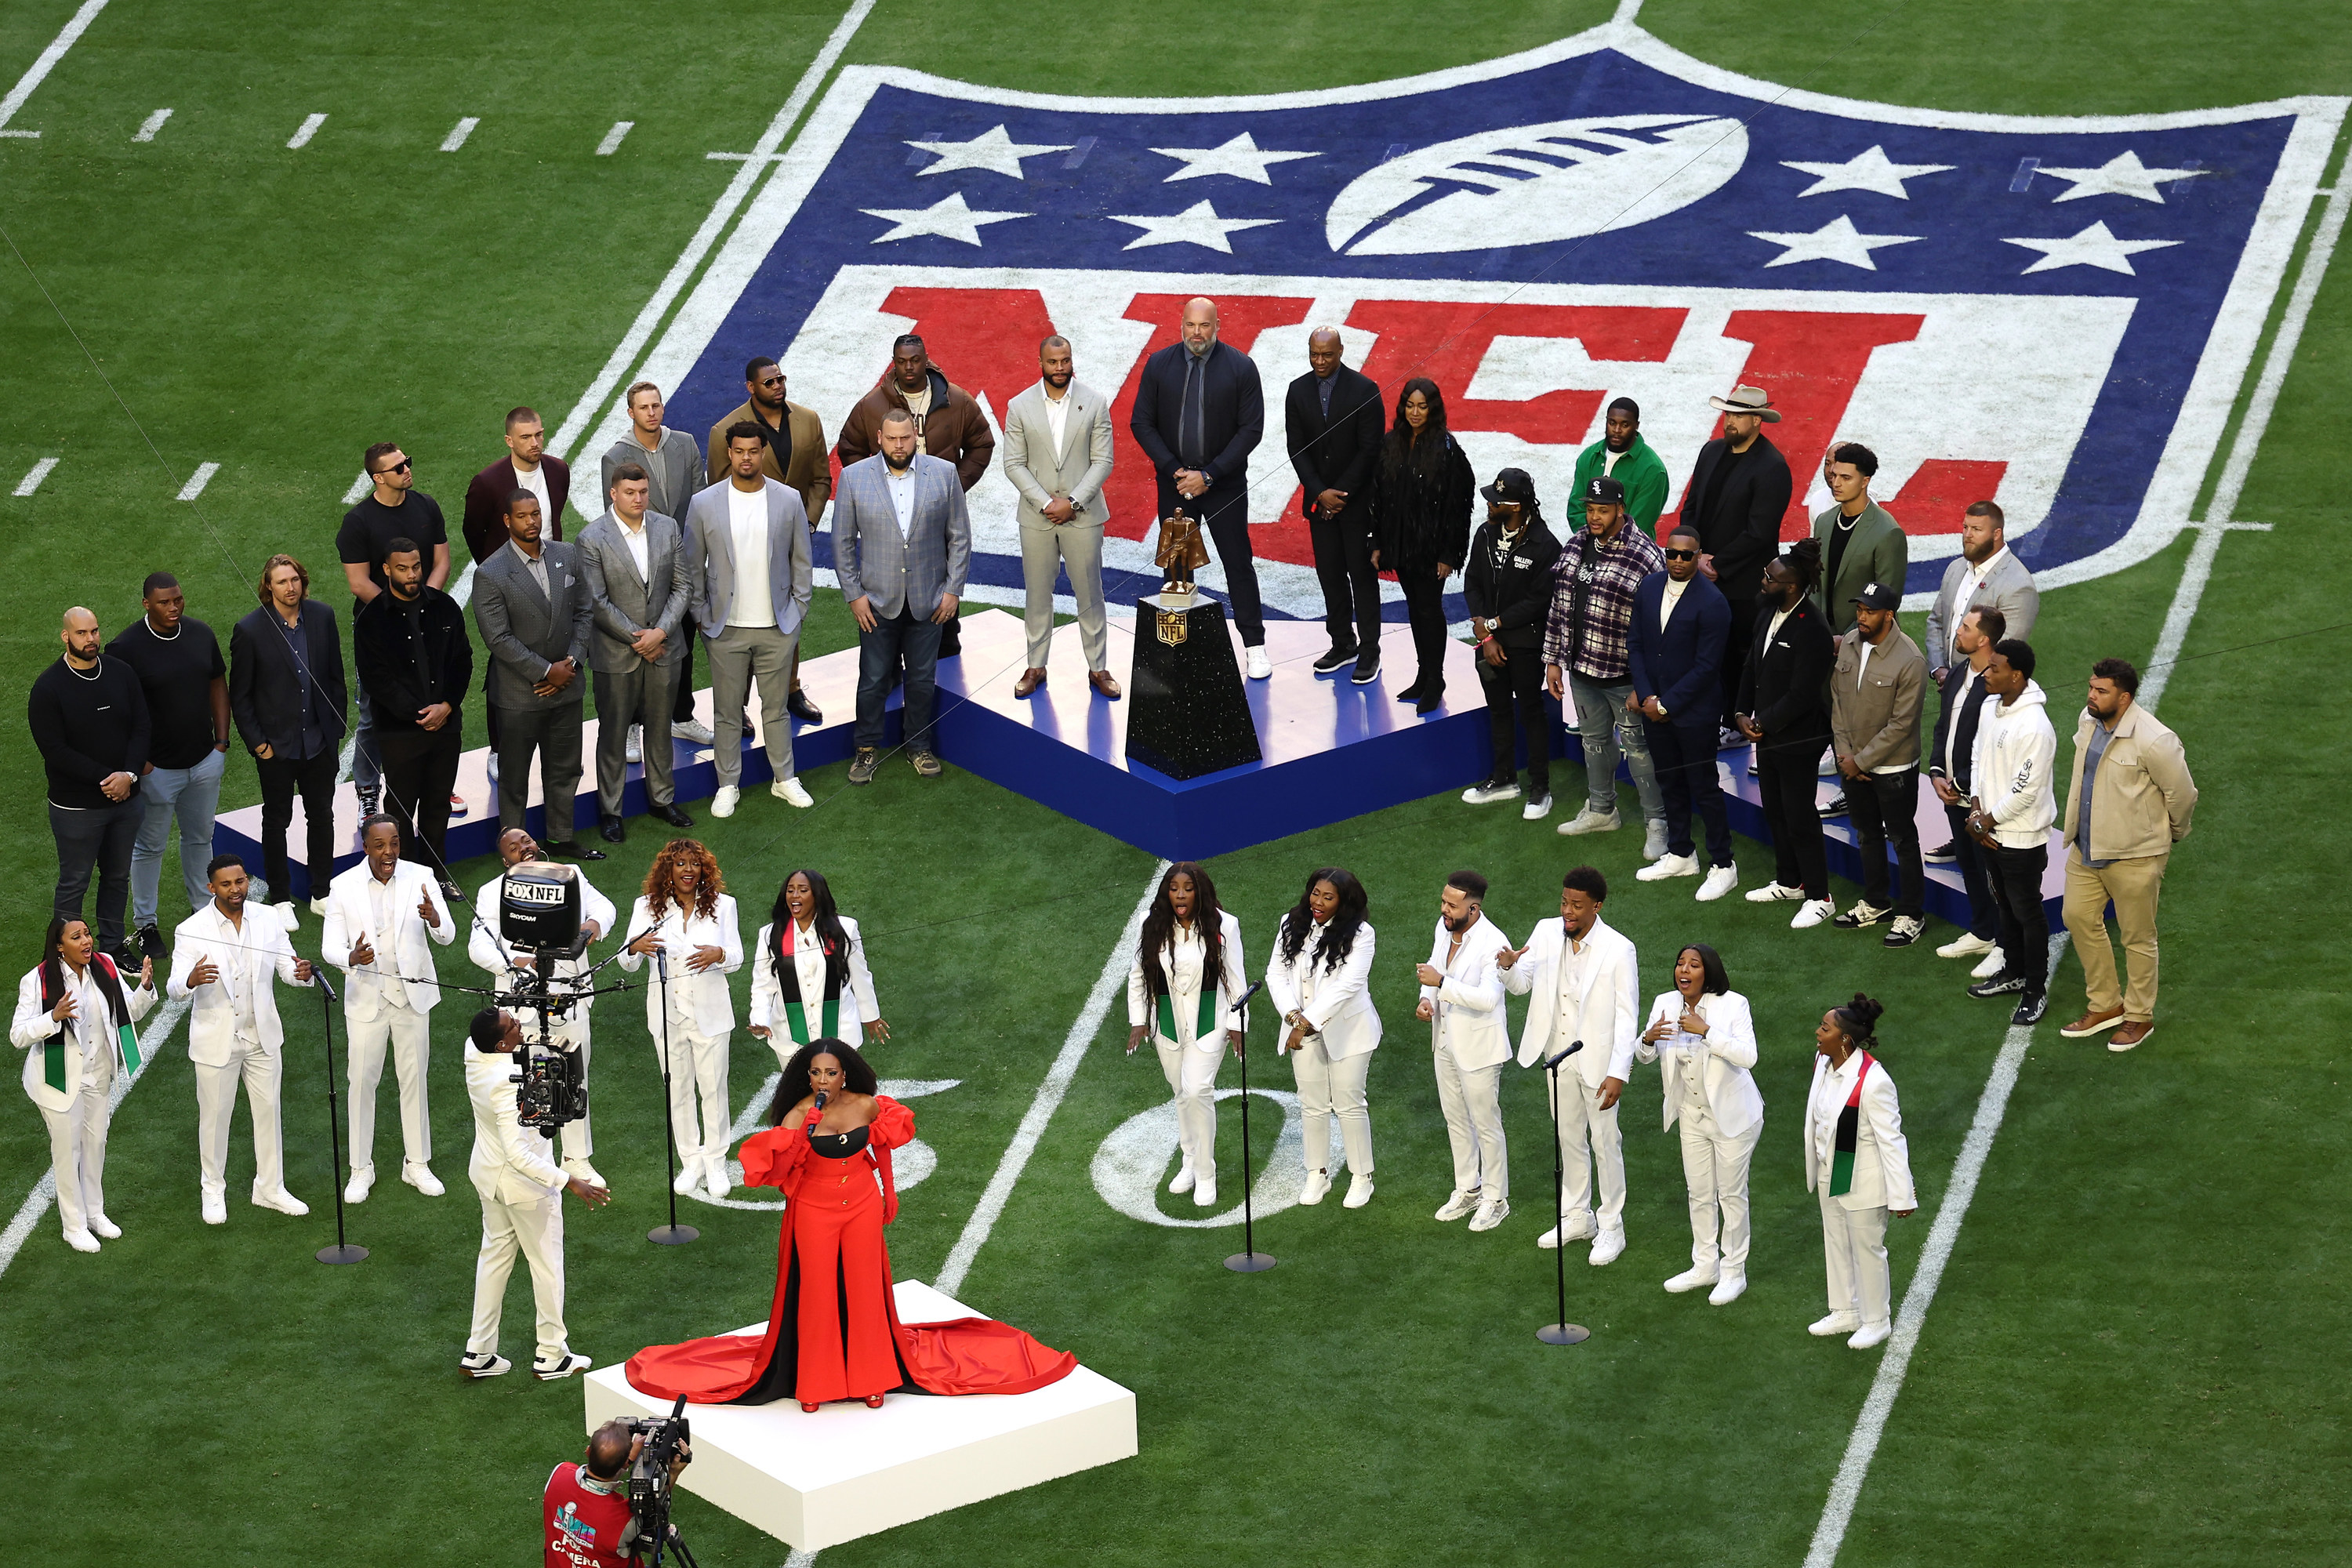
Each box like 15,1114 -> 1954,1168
1225,1250 -> 1279,1273
648,1224 -> 700,1246
1124,593 -> 1262,780
317,1243 -> 368,1265
1537,1322 -> 1592,1345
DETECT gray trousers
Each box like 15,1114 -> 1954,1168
591,663 -> 679,814
494,700 -> 583,843
706,622 -> 797,786
1020,521 -> 1108,670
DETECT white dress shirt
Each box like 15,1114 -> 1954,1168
616,511 -> 651,583
1951,546 -> 2009,628
1043,386 -> 1071,458
726,485 -> 773,627
885,463 -> 916,541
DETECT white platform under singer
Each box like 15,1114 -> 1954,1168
582,1281 -> 1138,1552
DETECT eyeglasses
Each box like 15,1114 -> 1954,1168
756,374 -> 786,387
372,459 -> 411,477
1663,548 -> 1698,561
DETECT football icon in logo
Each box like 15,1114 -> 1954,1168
1326,113 -> 1750,256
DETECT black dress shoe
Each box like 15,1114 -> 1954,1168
1924,839 -> 1958,863
540,840 -> 608,862
135,923 -> 165,963
650,803 -> 695,828
598,815 -> 626,844
787,688 -> 824,724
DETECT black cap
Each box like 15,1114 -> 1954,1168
1583,475 -> 1626,506
1480,467 -> 1535,506
1850,581 -> 1901,611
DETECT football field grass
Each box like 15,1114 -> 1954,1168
2,2 -> 2348,1563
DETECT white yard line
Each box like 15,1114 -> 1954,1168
175,460 -> 218,500
440,116 -> 478,153
0,0 -> 111,136
132,107 -> 170,142
597,121 -> 633,156
286,113 -> 325,151
340,470 -> 369,505
13,456 -> 58,495
2205,177 -> 2348,526
549,0 -> 880,460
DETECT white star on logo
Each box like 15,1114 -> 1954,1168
1746,215 -> 1921,270
1107,200 -> 1280,253
904,124 -> 1072,180
2037,150 -> 2207,204
1780,143 -> 1955,199
862,192 -> 1032,246
2002,220 -> 2181,274
1148,132 -> 1319,186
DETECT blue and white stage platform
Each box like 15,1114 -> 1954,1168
214,606 -> 2062,923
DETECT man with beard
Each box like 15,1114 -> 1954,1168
352,538 -> 471,891
706,358 -> 829,729
1414,870 -> 1515,1234
1003,335 -> 1117,698
471,492 -> 602,860
1922,500 -> 2038,858
1570,397 -> 1669,533
603,381 -> 715,753
1736,542 -> 1838,929
837,336 -> 993,659
1679,386 -> 1792,742
1284,327 -> 1386,676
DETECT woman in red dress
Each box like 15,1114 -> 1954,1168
627,1040 -> 1076,1410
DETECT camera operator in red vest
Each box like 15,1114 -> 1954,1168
543,1419 -> 691,1566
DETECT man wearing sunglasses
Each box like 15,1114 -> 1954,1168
1628,524 -> 1737,901
705,358 -> 830,729
339,442 -> 452,818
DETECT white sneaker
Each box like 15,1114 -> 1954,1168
534,1351 -> 593,1381
673,1163 -> 700,1196
1557,805 -> 1621,837
344,1166 -> 375,1204
459,1352 -> 510,1379
1972,948 -> 2009,979
401,1161 -> 445,1197
1167,1164 -> 1196,1196
1848,1321 -> 1893,1350
1696,864 -> 1739,902
1636,851 -> 1699,882
1343,1174 -> 1375,1209
64,1228 -> 100,1254
274,898 -> 300,931
1435,1190 -> 1480,1222
1588,1226 -> 1626,1265
1937,931 -> 1997,960
1245,647 -> 1272,680
1468,1196 -> 1510,1232
1461,779 -> 1522,805
1522,794 -> 1554,822
1809,1310 -> 1862,1338
1299,1170 -> 1331,1206
625,725 -> 643,765
1536,1214 -> 1595,1250
201,1191 -> 227,1225
706,1156 -> 732,1198
1641,821 -> 1668,861
562,1157 -> 604,1188
310,896 -> 332,916
711,785 -> 740,818
1708,1272 -> 1748,1305
1791,898 -> 1835,930
1192,1175 -> 1218,1208
1664,1266 -> 1719,1294
253,1187 -> 309,1217
771,776 -> 814,808
87,1214 -> 121,1240
1747,881 -> 1806,903
673,719 -> 715,746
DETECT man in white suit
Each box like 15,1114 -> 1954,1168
168,853 -> 314,1225
1802,997 -> 1916,1349
470,827 -> 615,1185
321,815 -> 455,1203
1001,335 -> 1118,699
1415,869 -> 1514,1232
1922,500 -> 2038,679
1501,865 -> 1639,1263
459,1007 -> 607,1381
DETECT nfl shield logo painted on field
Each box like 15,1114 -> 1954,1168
590,25 -> 2343,619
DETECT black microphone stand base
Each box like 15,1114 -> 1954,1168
317,1242 -> 369,1265
1223,1249 -> 1278,1273
1537,1322 -> 1591,1346
648,1222 -> 701,1246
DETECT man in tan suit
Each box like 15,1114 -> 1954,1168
706,357 -> 828,724
2056,657 -> 2195,1052
1001,336 -> 1117,699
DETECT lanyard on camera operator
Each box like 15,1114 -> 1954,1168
38,955 -> 140,1091
775,918 -> 840,1045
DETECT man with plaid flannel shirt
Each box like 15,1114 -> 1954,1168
1544,476 -> 1669,855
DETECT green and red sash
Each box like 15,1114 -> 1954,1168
38,956 -> 140,1093
1828,1052 -> 1876,1198
1155,985 -> 1218,1045
775,919 -> 841,1046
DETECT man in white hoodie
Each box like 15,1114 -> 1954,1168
1962,640 -> 2056,1024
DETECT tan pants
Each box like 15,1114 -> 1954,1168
2062,844 -> 2168,1022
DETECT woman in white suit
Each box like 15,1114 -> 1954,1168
1802,993 -> 1917,1350
12,916 -> 155,1252
1266,868 -> 1380,1209
1637,942 -> 1763,1305
620,840 -> 743,1198
1126,862 -> 1246,1208
750,869 -> 887,1069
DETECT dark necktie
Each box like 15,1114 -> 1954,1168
1181,353 -> 1206,470
1319,376 -> 1332,419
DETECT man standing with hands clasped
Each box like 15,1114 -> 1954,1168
835,408 -> 971,783
472,492 -> 604,862
1961,640 -> 2056,1025
1828,583 -> 1927,946
1415,871 -> 1515,1234
107,574 -> 230,963
1002,335 -> 1118,699
579,463 -> 695,840
31,608 -> 149,971
1285,326 -> 1386,677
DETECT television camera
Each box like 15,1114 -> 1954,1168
497,859 -> 592,1132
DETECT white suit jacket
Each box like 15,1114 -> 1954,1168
618,894 -> 743,1038
1802,1051 -> 1918,1211
1502,915 -> 1639,1087
321,860 -> 454,1019
469,871 -> 619,1022
1418,914 -> 1514,1072
1634,989 -> 1763,1138
1127,909 -> 1248,1051
749,917 -> 880,1037
1264,916 -> 1381,1059
464,1044 -> 567,1207
168,903 -> 310,1064
12,961 -> 157,1112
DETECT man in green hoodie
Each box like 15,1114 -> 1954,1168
1570,398 -> 1669,534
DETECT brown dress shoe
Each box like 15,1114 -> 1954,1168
1014,667 -> 1047,699
2107,1020 -> 2154,1052
2058,1006 -> 2126,1039
1089,670 -> 1122,699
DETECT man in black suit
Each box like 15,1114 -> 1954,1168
354,537 -> 473,890
1130,296 -> 1270,677
1682,385 -> 1793,738
1733,539 -> 1836,930
1284,327 -> 1386,681
229,554 -> 349,915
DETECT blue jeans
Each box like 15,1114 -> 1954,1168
132,746 -> 226,927
856,608 -> 943,754
352,684 -> 380,793
1567,673 -> 1662,822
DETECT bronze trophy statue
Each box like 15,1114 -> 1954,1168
1155,507 -> 1210,600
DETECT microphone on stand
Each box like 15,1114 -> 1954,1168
648,939 -> 697,1247
309,958 -> 362,1265
1543,1039 -> 1583,1070
1537,1037 -> 1590,1347
1223,979 -> 1276,1275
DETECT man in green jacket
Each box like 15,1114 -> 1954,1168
1810,443 -> 1907,636
1570,398 -> 1669,534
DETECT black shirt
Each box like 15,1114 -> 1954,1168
338,491 -> 450,608
1826,507 -> 1862,597
105,616 -> 225,769
1692,438 -> 1754,541
28,657 -> 150,810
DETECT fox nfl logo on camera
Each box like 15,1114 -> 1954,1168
499,862 -> 583,951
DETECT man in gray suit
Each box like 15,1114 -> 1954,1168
470,492 -> 602,858
1002,335 -> 1118,699
682,423 -> 814,818
578,463 -> 696,843
1922,499 -> 2039,678
837,408 -> 971,785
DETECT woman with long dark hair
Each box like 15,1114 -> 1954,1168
10,915 -> 155,1252
1636,943 -> 1762,1305
1801,994 -> 1915,1349
619,840 -> 743,1197
626,1037 -> 1077,1410
1370,377 -> 1474,713
1265,867 -> 1380,1208
750,869 -> 887,1073
1124,862 -> 1247,1208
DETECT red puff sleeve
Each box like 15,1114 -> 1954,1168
735,1124 -> 812,1192
869,1095 -> 915,1150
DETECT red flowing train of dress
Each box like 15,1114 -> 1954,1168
626,1097 -> 1076,1406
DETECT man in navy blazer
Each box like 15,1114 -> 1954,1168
1129,297 -> 1270,673
1629,522 -> 1737,898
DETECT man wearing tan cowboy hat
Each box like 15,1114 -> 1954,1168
1680,385 -> 1793,749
